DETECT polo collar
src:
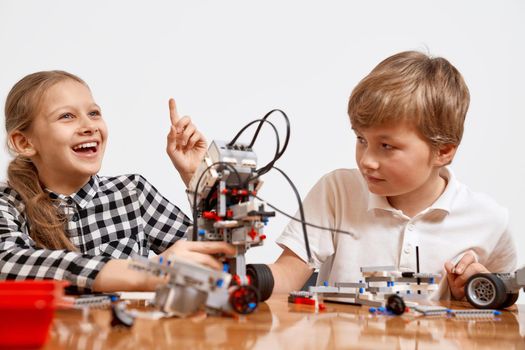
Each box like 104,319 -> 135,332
366,167 -> 458,215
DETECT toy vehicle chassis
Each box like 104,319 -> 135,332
465,266 -> 524,309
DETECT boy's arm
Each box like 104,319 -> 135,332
444,225 -> 518,300
268,247 -> 314,294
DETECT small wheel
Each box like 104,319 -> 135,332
465,273 -> 507,309
246,264 -> 274,301
500,293 -> 519,309
386,294 -> 406,315
229,285 -> 259,314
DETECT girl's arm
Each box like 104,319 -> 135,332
166,99 -> 207,187
92,240 -> 236,292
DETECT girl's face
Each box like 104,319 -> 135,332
26,79 -> 108,194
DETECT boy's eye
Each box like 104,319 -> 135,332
356,136 -> 367,145
382,143 -> 394,150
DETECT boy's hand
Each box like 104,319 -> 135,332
166,98 -> 208,187
160,240 -> 235,270
444,250 -> 489,300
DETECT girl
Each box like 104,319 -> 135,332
0,70 -> 234,292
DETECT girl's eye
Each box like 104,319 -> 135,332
356,136 -> 367,145
382,143 -> 394,150
59,113 -> 74,120
88,110 -> 101,118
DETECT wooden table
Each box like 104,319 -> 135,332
44,296 -> 525,349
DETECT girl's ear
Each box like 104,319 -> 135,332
434,143 -> 457,166
9,131 -> 36,157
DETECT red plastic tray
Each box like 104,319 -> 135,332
0,280 -> 66,347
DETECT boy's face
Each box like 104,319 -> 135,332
354,121 -> 447,200
24,79 -> 108,193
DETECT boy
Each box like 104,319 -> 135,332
269,51 -> 517,300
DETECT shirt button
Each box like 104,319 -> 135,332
404,244 -> 412,254
407,223 -> 415,231
71,213 -> 79,222
66,198 -> 74,205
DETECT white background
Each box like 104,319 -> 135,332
1,1 -> 524,303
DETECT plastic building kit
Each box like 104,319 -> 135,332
306,266 -> 440,310
130,254 -> 258,317
129,111 -> 306,317
465,265 -> 525,309
187,140 -> 276,302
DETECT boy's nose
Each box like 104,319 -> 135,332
359,151 -> 380,170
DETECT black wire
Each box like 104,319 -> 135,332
228,119 -> 280,159
227,109 -> 290,178
252,109 -> 290,176
248,109 -> 290,161
268,167 -> 311,263
254,194 -> 356,238
191,161 -> 242,241
228,118 -> 282,181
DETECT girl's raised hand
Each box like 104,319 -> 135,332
166,98 -> 207,186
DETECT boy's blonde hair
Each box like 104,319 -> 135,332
348,51 -> 470,148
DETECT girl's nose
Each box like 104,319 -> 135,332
78,115 -> 99,135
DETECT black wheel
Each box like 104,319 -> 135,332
465,273 -> 507,309
246,264 -> 274,302
386,294 -> 406,315
229,285 -> 259,314
500,293 -> 519,309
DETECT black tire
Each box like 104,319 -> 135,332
500,292 -> 520,309
246,264 -> 274,302
465,273 -> 507,309
229,285 -> 259,314
386,295 -> 406,315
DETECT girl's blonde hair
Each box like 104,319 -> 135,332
348,51 -> 470,148
5,70 -> 88,250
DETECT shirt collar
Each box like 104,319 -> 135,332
46,175 -> 99,209
366,167 -> 458,216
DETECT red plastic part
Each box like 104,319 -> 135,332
0,280 -> 66,347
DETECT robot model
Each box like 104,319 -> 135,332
131,139 -> 278,317
187,139 -> 277,309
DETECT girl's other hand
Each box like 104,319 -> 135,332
166,98 -> 207,187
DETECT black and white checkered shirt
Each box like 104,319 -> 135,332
0,174 -> 191,290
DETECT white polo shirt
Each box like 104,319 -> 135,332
276,168 -> 517,299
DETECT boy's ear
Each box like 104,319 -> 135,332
434,143 -> 457,166
9,131 -> 37,157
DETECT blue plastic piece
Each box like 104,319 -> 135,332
159,256 -> 164,264
223,263 -> 230,272
369,307 -> 377,313
248,302 -> 257,309
198,229 -> 206,236
378,307 -> 386,313
323,281 -> 329,287
216,279 -> 224,287
494,310 -> 502,315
